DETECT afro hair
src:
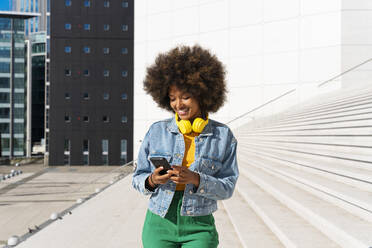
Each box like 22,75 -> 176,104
143,45 -> 227,114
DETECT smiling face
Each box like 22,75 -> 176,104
169,85 -> 202,122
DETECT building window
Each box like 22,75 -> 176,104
83,139 -> 89,165
121,70 -> 128,77
120,139 -> 127,164
121,24 -> 128,31
122,1 -> 128,8
103,93 -> 109,100
83,92 -> 89,100
83,69 -> 90,76
84,0 -> 90,7
121,93 -> 127,100
103,47 -> 109,54
103,24 -> 110,31
65,23 -> 71,30
65,115 -> 71,122
103,116 -> 109,122
64,46 -> 71,53
104,1 -> 110,7
121,116 -> 127,123
121,47 -> 128,54
84,24 -> 90,30
83,116 -> 89,122
103,70 -> 109,77
83,46 -> 91,54
65,0 -> 72,7
65,69 -> 71,76
64,139 -> 70,165
102,139 -> 108,165
65,93 -> 70,99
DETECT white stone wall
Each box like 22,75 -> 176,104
341,0 -> 372,88
133,0 -> 367,157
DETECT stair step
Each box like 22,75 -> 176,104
241,152 -> 372,222
238,161 -> 372,248
214,201 -> 244,247
241,139 -> 372,162
235,175 -> 340,248
239,144 -> 372,192
222,190 -> 284,248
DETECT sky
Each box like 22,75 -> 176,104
0,0 -> 11,11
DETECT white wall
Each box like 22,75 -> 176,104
341,0 -> 372,88
133,0 -> 347,157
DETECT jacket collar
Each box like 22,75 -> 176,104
166,116 -> 214,136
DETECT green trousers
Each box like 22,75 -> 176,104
142,191 -> 219,248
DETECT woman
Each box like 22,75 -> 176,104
132,45 -> 239,248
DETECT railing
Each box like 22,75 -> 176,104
226,58 -> 372,127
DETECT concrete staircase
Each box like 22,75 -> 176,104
230,84 -> 372,248
12,85 -> 372,248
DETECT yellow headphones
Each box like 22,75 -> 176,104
175,113 -> 209,134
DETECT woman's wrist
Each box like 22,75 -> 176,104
148,173 -> 158,188
192,172 -> 200,188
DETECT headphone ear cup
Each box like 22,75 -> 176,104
178,120 -> 192,134
192,117 -> 208,133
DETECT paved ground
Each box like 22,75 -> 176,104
0,163 -> 133,246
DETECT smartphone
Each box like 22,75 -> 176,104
149,157 -> 173,175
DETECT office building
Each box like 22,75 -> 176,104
46,0 -> 134,165
0,11 -> 39,158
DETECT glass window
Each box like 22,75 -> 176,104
0,108 -> 10,118
65,0 -> 72,6
84,24 -> 90,30
84,0 -> 90,7
83,116 -> 89,122
83,46 -> 90,54
103,24 -> 110,31
121,24 -> 128,31
120,139 -> 127,164
64,46 -> 71,53
103,116 -> 109,122
102,139 -> 108,152
83,69 -> 90,76
65,93 -> 70,99
121,70 -> 128,77
65,23 -> 71,30
103,93 -> 109,100
121,116 -> 127,123
83,140 -> 89,152
121,93 -> 127,100
83,92 -> 89,99
122,1 -> 128,8
121,47 -> 128,54
65,69 -> 71,76
65,115 -> 71,122
103,47 -> 109,54
0,93 -> 10,103
104,1 -> 110,7
103,70 -> 109,77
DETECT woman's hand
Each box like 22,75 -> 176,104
168,166 -> 200,187
148,167 -> 172,187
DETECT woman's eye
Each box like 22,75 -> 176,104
183,96 -> 190,100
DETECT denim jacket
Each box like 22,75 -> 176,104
132,117 -> 239,217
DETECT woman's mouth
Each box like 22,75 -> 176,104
178,110 -> 189,116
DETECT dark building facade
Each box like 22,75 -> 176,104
47,0 -> 133,165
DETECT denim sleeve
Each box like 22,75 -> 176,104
194,137 -> 239,200
132,127 -> 157,195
